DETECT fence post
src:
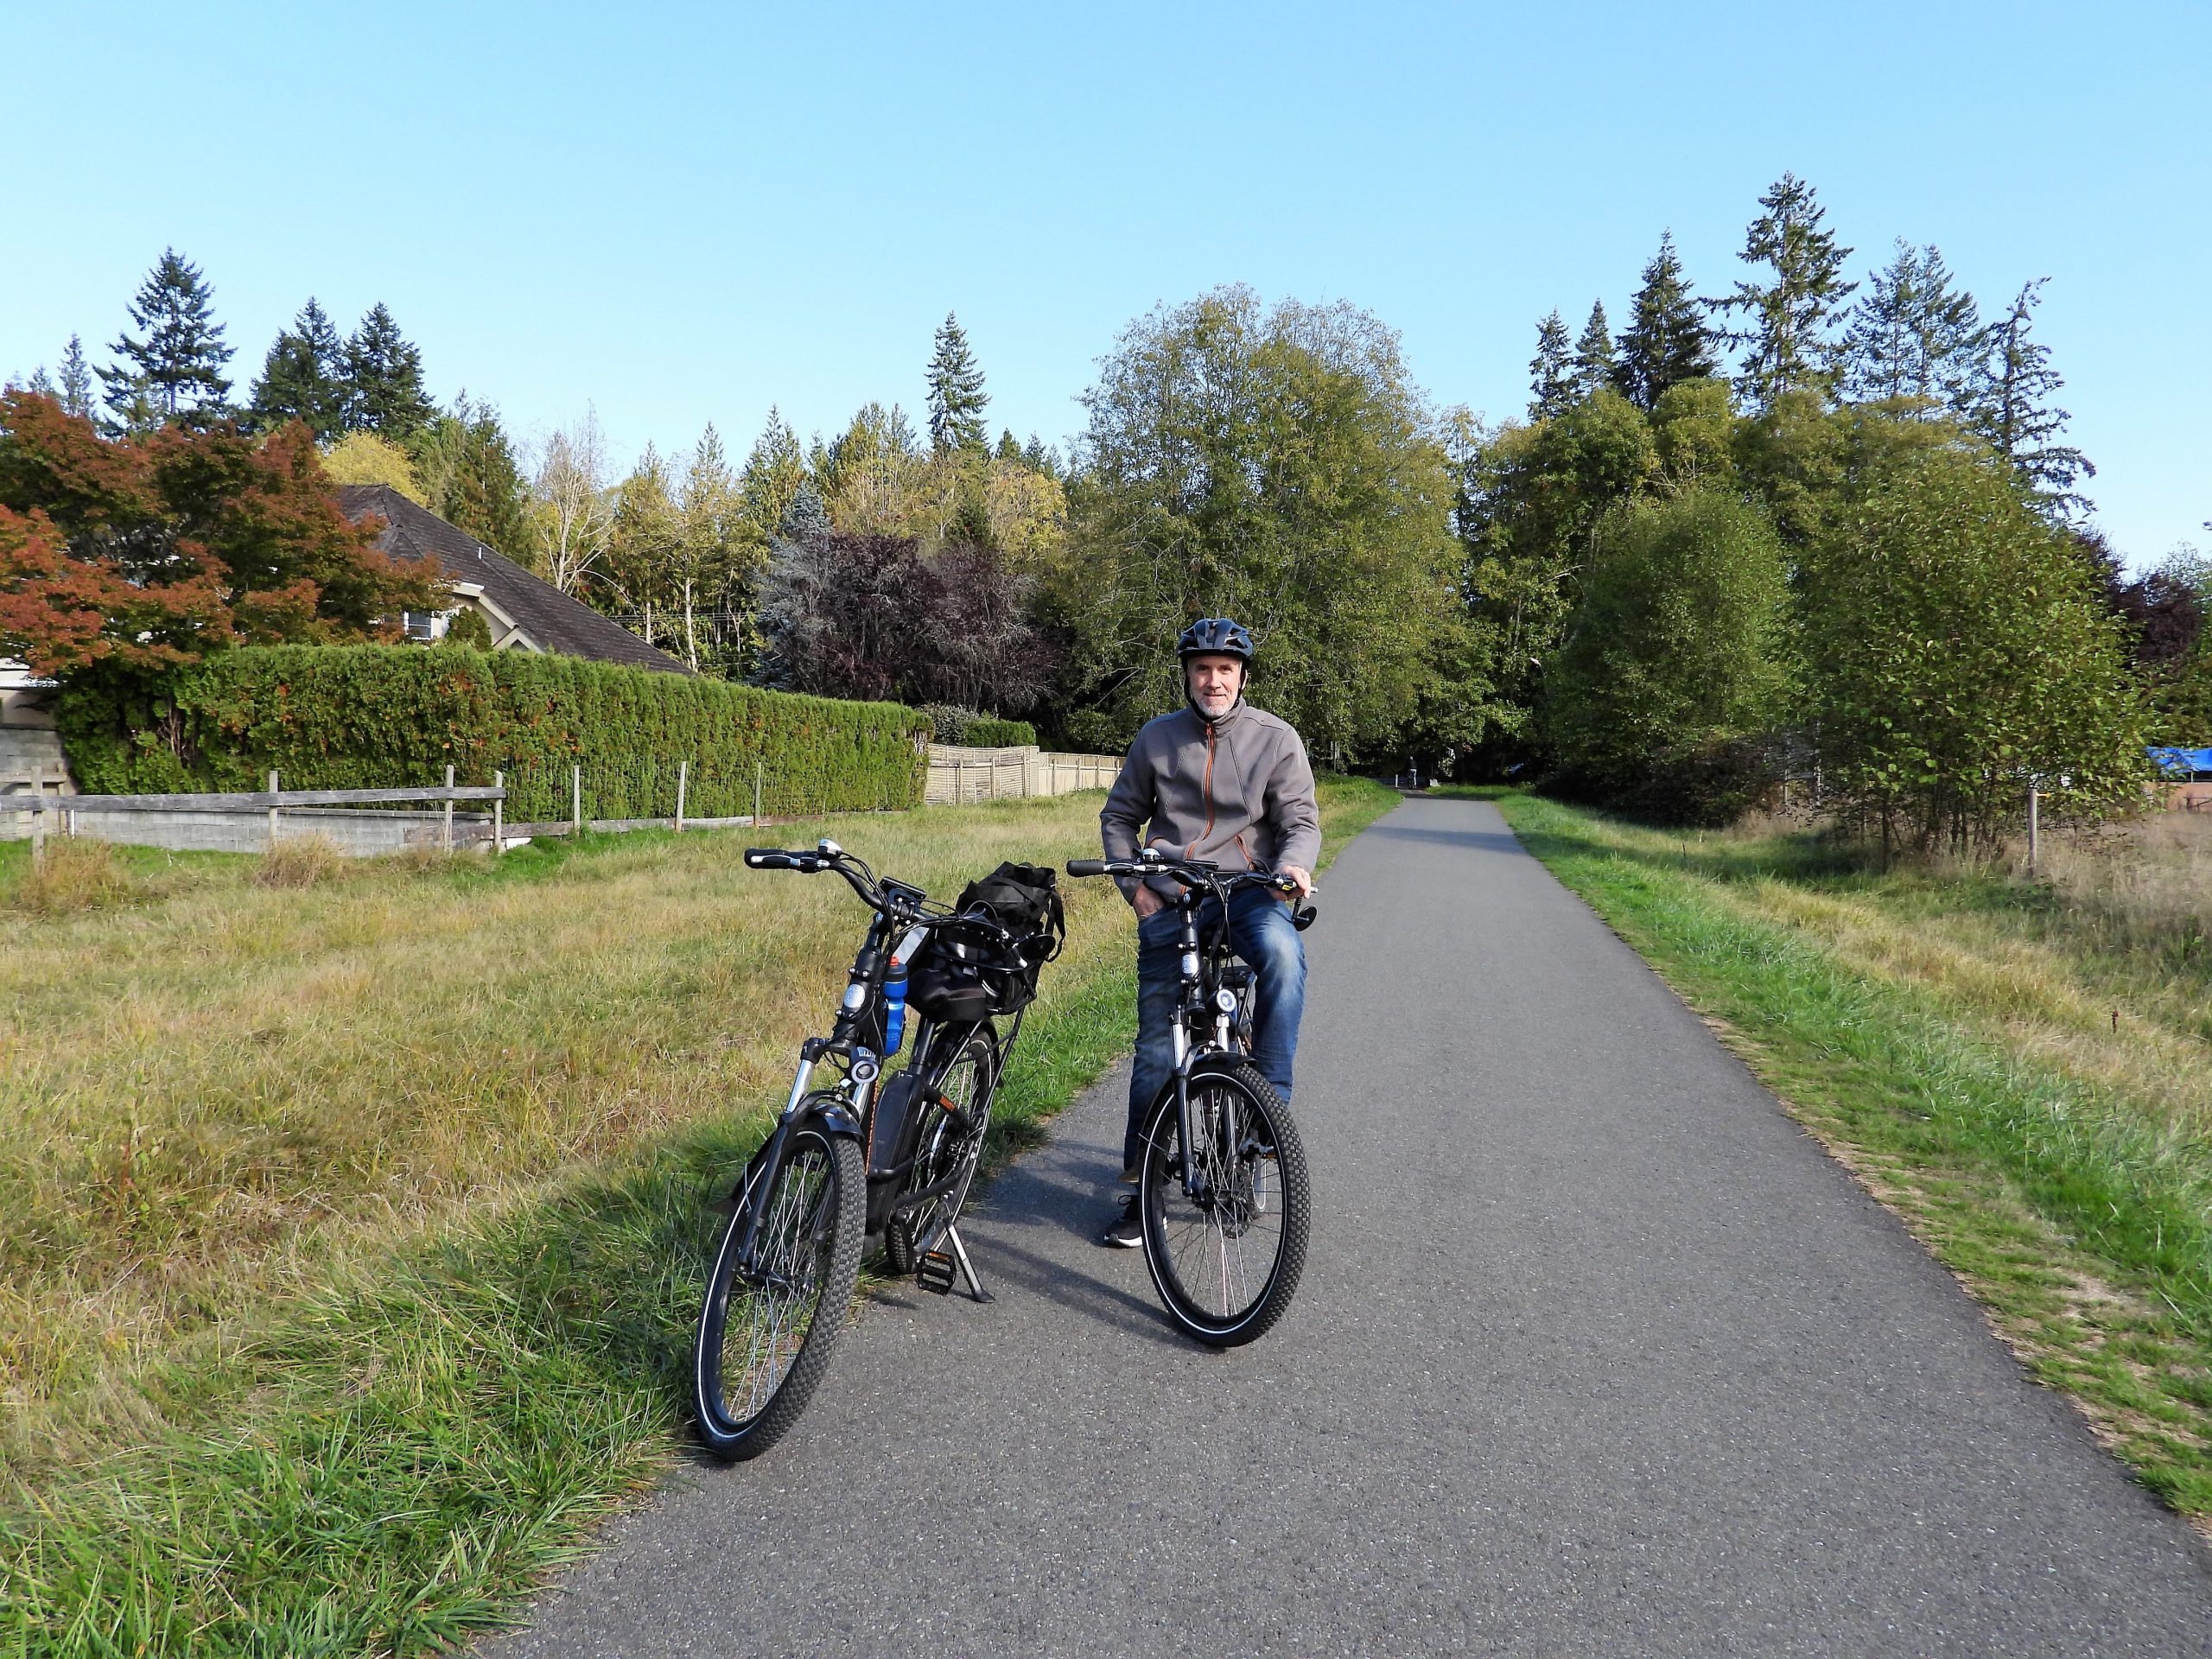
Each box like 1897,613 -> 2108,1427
753,760 -> 763,825
572,765 -> 583,836
676,760 -> 688,832
268,769 -> 280,850
493,770 -> 505,855
442,765 -> 455,853
29,768 -> 45,870
2027,779 -> 2040,875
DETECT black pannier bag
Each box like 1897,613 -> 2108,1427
906,861 -> 1065,1026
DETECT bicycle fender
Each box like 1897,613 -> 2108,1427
810,1100 -> 865,1141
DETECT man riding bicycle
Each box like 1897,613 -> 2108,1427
1096,617 -> 1319,1247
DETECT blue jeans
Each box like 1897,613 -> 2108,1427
1124,886 -> 1306,1178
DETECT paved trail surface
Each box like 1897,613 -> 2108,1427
493,796 -> 2211,1656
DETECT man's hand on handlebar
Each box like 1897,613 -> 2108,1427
1279,865 -> 1313,902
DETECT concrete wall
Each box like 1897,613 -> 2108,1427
924,745 -> 1122,806
0,728 -> 73,796
1,804 -> 493,855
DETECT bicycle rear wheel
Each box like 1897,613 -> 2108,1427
1137,1062 -> 1309,1346
885,1026 -> 996,1274
694,1120 -> 864,1460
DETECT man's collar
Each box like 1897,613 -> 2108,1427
1185,695 -> 1247,730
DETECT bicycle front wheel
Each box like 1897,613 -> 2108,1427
1137,1062 -> 1309,1347
694,1120 -> 864,1461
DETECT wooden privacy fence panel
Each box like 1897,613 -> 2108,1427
925,745 -> 1122,806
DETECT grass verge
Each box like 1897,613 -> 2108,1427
1488,790 -> 2212,1522
1,778 -> 1397,1656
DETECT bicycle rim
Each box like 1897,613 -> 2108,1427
901,1030 -> 995,1256
694,1124 -> 862,1459
1139,1065 -> 1310,1346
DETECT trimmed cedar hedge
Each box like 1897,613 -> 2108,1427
960,716 -> 1037,747
57,646 -> 931,821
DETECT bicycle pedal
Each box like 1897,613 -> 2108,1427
915,1249 -> 957,1296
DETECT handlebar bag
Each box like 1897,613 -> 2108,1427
908,861 -> 1065,1020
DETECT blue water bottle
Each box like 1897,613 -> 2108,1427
882,956 -> 908,1056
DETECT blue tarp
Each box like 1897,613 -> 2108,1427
2148,746 -> 2212,779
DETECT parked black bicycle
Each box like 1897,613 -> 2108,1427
1065,849 -> 1315,1345
693,838 -> 1062,1460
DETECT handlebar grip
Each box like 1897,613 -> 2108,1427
745,849 -> 795,870
1065,859 -> 1109,878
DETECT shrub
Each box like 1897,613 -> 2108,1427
961,717 -> 1037,747
57,646 -> 931,822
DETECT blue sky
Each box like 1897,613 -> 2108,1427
6,1 -> 2206,565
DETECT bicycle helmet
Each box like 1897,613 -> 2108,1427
1176,617 -> 1255,663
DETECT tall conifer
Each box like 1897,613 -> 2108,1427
99,248 -> 234,432
1840,241 -> 1982,416
345,304 -> 435,438
1614,232 -> 1719,410
249,298 -> 349,438
1528,312 -> 1575,419
926,314 -> 988,452
1716,174 -> 1855,408
57,336 -> 94,421
1974,279 -> 2094,521
1572,302 -> 1617,400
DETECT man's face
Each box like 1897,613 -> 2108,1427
1185,653 -> 1244,719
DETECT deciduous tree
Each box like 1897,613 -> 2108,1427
1060,285 -> 1457,757
530,408 -> 614,595
0,390 -> 439,675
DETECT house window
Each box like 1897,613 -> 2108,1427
403,610 -> 450,641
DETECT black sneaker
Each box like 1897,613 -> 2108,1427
1102,1193 -> 1142,1249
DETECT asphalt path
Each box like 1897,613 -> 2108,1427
492,795 -> 2212,1656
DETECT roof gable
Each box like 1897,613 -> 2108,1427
339,484 -> 690,675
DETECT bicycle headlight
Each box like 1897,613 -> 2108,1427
1214,988 -> 1239,1014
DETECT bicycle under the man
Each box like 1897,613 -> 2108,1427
692,838 -> 1060,1461
1065,849 -> 1316,1346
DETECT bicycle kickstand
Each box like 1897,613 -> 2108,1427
940,1224 -> 994,1305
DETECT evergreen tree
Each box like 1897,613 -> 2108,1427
1840,241 -> 1983,414
996,428 -> 1023,461
925,313 -> 988,452
738,406 -> 809,545
1613,232 -> 1719,410
779,481 -> 831,545
98,247 -> 235,432
56,335 -> 93,422
1716,173 -> 1856,409
1020,434 -> 1060,478
1974,279 -> 2094,521
412,394 -> 530,559
344,303 -> 435,438
1572,302 -> 1616,401
248,298 -> 349,439
1528,311 -> 1575,419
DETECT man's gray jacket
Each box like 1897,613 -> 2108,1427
1100,700 -> 1321,906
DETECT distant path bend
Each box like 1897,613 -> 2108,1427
493,794 -> 2212,1658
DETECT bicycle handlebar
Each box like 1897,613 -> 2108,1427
1065,853 -> 1318,929
745,844 -> 1028,945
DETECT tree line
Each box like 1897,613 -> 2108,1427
6,180 -> 2206,851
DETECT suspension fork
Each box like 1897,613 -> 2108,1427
1172,899 -> 1205,1201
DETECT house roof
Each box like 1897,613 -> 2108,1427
339,484 -> 690,675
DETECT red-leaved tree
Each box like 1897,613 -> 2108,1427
0,391 -> 442,676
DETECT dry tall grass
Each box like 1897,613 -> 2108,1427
0,799 -> 1163,1437
6,837 -> 137,916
